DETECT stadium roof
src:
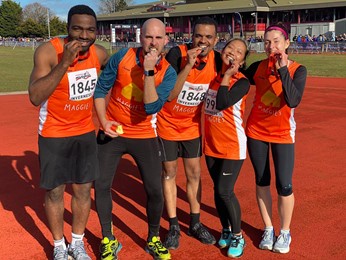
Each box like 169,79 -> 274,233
97,0 -> 346,21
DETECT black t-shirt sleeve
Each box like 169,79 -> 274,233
241,61 -> 261,85
216,78 -> 250,111
165,46 -> 182,74
214,50 -> 222,73
278,65 -> 307,108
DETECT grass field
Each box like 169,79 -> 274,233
0,44 -> 345,93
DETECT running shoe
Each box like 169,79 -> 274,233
218,228 -> 232,248
163,225 -> 181,250
146,236 -> 171,260
259,229 -> 276,250
187,222 -> 216,244
227,235 -> 245,258
100,237 -> 122,260
273,232 -> 291,254
53,245 -> 68,260
68,240 -> 91,260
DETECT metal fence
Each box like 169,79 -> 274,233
289,42 -> 346,54
0,40 -> 37,49
1,39 -> 345,54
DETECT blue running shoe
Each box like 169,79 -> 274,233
259,228 -> 275,250
53,245 -> 68,260
227,235 -> 245,258
273,232 -> 291,254
218,228 -> 232,248
68,240 -> 91,260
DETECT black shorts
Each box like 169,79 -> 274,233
158,136 -> 202,161
39,131 -> 99,190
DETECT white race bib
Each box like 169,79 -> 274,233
205,89 -> 223,117
177,82 -> 209,107
68,68 -> 97,101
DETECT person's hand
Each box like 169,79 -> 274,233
102,120 -> 123,138
62,40 -> 82,66
273,50 -> 289,69
143,48 -> 160,71
224,59 -> 240,77
186,47 -> 203,67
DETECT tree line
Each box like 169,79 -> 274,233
0,0 -> 131,38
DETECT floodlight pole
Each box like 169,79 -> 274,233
234,12 -> 243,38
47,8 -> 51,39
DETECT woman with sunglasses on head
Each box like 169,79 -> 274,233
243,23 -> 307,254
204,38 -> 250,258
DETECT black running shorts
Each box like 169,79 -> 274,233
39,131 -> 99,190
158,136 -> 202,161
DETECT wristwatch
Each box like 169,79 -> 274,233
144,70 -> 155,76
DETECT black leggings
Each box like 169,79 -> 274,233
95,131 -> 163,239
247,137 -> 295,196
205,156 -> 244,234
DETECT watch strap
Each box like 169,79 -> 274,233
144,70 -> 155,76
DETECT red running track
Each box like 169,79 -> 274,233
0,77 -> 345,259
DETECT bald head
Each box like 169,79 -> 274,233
140,18 -> 167,55
142,18 -> 165,35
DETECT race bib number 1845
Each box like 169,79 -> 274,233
68,68 -> 97,101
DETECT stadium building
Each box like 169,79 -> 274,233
96,0 -> 346,42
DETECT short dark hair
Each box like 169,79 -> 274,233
67,5 -> 97,25
193,16 -> 218,35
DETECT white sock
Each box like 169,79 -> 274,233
280,229 -> 290,234
71,233 -> 84,247
54,237 -> 66,249
264,226 -> 274,231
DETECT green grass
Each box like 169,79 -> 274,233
246,52 -> 346,78
0,44 -> 345,93
0,46 -> 35,92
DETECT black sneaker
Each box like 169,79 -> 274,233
188,223 -> 216,244
163,225 -> 181,250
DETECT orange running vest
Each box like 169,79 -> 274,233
204,72 -> 248,160
39,38 -> 101,137
105,48 -> 172,138
157,45 -> 218,140
246,59 -> 301,143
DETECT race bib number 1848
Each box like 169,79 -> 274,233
68,68 -> 97,101
177,82 -> 209,107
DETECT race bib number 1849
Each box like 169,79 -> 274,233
68,68 -> 97,101
205,89 -> 223,117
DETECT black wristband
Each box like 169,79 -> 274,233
144,70 -> 155,76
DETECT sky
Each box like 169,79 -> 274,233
17,0 -> 153,20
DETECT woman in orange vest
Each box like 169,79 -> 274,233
204,38 -> 250,258
243,23 -> 307,254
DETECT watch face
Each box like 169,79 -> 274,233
145,70 -> 155,76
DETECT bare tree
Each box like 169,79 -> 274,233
22,2 -> 54,24
98,0 -> 133,14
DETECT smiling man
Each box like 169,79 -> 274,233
28,5 -> 109,260
157,16 -> 220,250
